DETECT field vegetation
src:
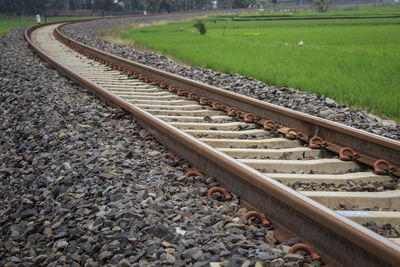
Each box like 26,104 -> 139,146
116,4 -> 400,121
235,2 -> 400,18
0,16 -> 96,37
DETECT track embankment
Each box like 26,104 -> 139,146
16,18 -> 400,266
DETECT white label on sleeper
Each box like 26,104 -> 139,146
336,211 -> 374,216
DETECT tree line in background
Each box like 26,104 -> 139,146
0,0 -> 260,16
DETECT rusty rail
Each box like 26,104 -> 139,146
25,20 -> 400,266
57,20 -> 400,176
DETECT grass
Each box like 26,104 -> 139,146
232,2 -> 400,18
114,4 -> 400,121
0,16 -> 98,37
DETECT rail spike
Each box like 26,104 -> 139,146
199,97 -> 212,106
188,93 -> 199,101
177,89 -> 188,96
285,128 -> 301,140
374,159 -> 398,176
185,171 -> 202,177
227,107 -> 240,117
244,113 -> 258,123
162,153 -> 179,165
244,211 -> 270,227
212,101 -> 224,111
339,147 -> 359,161
207,187 -> 232,200
288,243 -> 321,261
309,136 -> 328,149
263,120 -> 279,131
168,85 -> 177,93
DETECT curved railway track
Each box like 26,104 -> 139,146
25,19 -> 400,266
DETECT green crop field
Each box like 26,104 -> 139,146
116,4 -> 400,121
0,16 -> 97,37
232,2 -> 400,18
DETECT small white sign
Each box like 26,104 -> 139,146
36,14 -> 41,24
337,211 -> 374,216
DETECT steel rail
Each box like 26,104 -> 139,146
54,21 -> 400,177
25,21 -> 400,266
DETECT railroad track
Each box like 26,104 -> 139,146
26,20 -> 400,266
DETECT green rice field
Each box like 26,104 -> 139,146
117,4 -> 400,121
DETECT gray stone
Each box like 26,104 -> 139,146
325,97 -> 336,106
20,209 -> 37,219
193,261 -> 209,267
147,151 -> 160,157
7,256 -> 21,263
182,247 -> 201,259
55,240 -> 69,250
258,251 -> 278,260
163,254 -> 175,264
284,253 -> 304,261
99,251 -> 113,262
116,259 -> 131,267
382,119 -> 397,127
271,258 -> 285,267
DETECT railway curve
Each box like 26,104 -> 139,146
25,18 -> 400,266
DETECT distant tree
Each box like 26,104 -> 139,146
48,0 -> 66,10
69,0 -> 76,10
104,0 -> 114,10
81,0 -> 92,9
128,0 -> 145,11
193,19 -> 206,35
0,0 -> 260,16
232,0 -> 255,8
145,0 -> 161,13
313,0 -> 332,12
0,0 -> 47,16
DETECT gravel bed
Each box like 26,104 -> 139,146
0,28 -> 327,267
61,16 -> 400,141
363,222 -> 400,239
287,179 -> 400,192
62,14 -> 400,244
